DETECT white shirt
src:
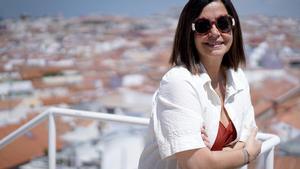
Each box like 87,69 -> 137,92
138,66 -> 256,169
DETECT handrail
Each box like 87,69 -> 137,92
0,107 -> 280,169
0,107 -> 149,149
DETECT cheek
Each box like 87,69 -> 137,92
223,34 -> 233,51
195,39 -> 201,49
194,37 -> 200,50
194,40 -> 205,56
226,33 -> 233,46
194,36 -> 205,49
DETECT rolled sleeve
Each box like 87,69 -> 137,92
153,75 -> 206,159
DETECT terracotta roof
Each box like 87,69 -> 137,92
19,66 -> 70,80
0,99 -> 21,111
19,68 -> 44,80
250,79 -> 298,116
41,95 -> 80,106
68,81 -> 96,93
253,100 -> 273,117
258,78 -> 296,99
274,93 -> 300,128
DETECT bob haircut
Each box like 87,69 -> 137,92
169,0 -> 246,74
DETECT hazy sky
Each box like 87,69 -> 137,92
0,0 -> 299,19
232,0 -> 300,18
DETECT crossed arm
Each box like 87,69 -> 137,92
201,126 -> 245,151
175,128 -> 261,169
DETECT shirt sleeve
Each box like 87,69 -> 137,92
239,72 -> 257,142
239,105 -> 257,142
152,74 -> 206,159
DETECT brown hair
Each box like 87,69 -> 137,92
169,0 -> 246,74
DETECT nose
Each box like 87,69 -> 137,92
209,24 -> 221,37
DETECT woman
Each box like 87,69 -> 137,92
138,0 -> 261,169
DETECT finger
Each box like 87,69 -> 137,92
222,147 -> 232,151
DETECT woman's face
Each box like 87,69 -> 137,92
194,1 -> 233,62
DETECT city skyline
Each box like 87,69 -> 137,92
0,0 -> 300,19
0,1 -> 299,168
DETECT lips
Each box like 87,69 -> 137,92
204,41 -> 224,48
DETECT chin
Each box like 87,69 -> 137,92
204,48 -> 227,57
210,53 -> 225,59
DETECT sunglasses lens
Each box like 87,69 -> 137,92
216,16 -> 232,33
193,16 -> 233,34
194,19 -> 211,34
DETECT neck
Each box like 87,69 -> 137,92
201,60 -> 225,88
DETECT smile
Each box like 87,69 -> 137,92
204,41 -> 224,48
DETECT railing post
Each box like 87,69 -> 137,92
48,112 -> 56,169
265,147 -> 275,169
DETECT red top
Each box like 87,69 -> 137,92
211,121 -> 237,151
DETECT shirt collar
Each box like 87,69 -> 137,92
199,63 -> 244,93
198,63 -> 211,85
226,68 -> 244,92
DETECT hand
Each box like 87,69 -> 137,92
201,126 -> 211,148
245,127 -> 262,161
222,146 -> 233,151
222,141 -> 245,151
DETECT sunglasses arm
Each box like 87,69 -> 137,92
192,23 -> 196,31
232,17 -> 235,27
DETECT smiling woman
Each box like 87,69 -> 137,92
193,2 -> 235,68
138,0 -> 262,169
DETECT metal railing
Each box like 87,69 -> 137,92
0,107 -> 280,169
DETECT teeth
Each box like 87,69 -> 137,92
206,42 -> 223,46
208,42 -> 222,45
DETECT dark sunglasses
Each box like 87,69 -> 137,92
192,15 -> 235,34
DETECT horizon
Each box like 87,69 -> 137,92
0,0 -> 300,19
